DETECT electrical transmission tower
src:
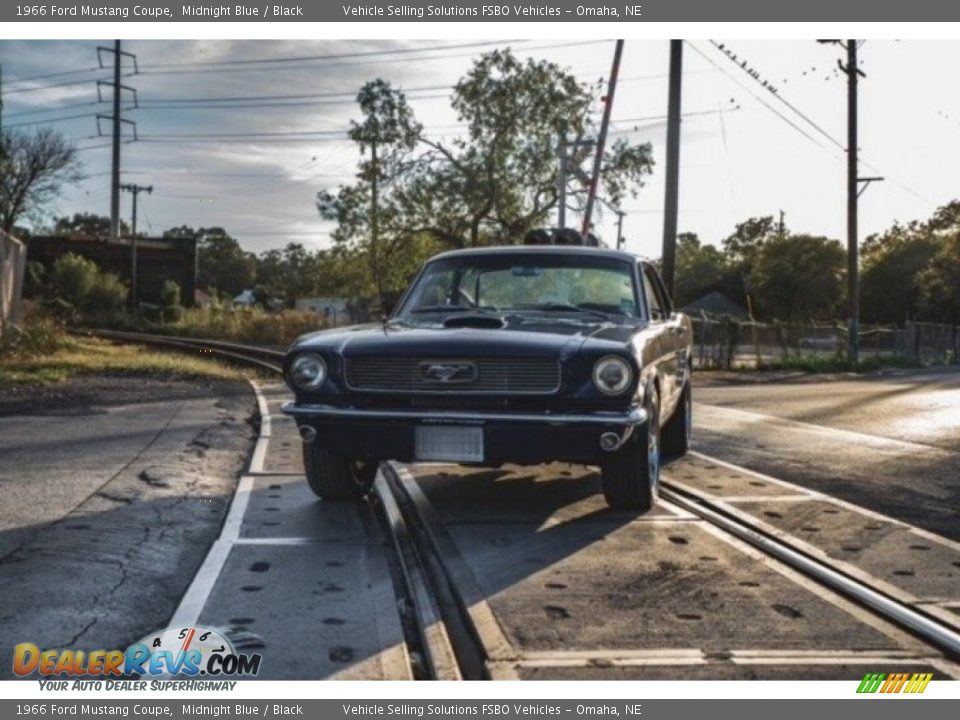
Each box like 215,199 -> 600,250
96,41 -> 139,242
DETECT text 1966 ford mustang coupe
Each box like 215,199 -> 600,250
282,238 -> 693,511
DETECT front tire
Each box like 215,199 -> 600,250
601,389 -> 660,512
661,379 -> 692,458
303,443 -> 376,501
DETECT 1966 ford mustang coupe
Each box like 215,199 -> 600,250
282,236 -> 693,511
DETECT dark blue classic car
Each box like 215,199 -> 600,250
282,238 -> 693,511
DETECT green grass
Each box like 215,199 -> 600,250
1,323 -> 251,385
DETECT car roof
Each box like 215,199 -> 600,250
428,245 -> 647,264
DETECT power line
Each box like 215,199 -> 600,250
5,111 -> 106,128
4,65 -> 101,85
709,40 -> 845,152
2,73 -> 133,95
135,40 -> 612,76
145,40 -> 520,69
684,41 -> 845,160
5,99 -> 105,119
700,40 -> 928,202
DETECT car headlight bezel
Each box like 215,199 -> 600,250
289,353 -> 327,391
592,355 -> 633,396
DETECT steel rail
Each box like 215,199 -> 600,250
660,482 -> 960,659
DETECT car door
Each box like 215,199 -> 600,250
641,263 -> 682,422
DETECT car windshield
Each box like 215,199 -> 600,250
397,253 -> 639,319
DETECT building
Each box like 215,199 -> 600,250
26,235 -> 197,307
295,296 -> 352,324
233,289 -> 257,306
681,291 -> 749,319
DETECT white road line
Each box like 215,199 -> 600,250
689,450 -> 960,553
719,495 -> 817,503
169,539 -> 234,628
696,402 -> 954,455
247,437 -> 269,474
168,380 -> 265,628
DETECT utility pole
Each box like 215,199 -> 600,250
615,209 -> 626,250
660,39 -> 683,300
820,39 -> 866,365
557,133 -> 567,228
582,39 -> 624,237
778,209 -> 786,240
845,39 -> 861,365
120,183 -> 152,308
121,183 -> 152,236
110,40 -> 122,242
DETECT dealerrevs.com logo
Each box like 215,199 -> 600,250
13,625 -> 261,680
857,672 -> 933,694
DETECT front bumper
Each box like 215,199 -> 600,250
281,402 -> 647,465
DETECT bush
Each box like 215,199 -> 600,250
0,314 -> 69,359
50,253 -> 98,307
160,280 -> 181,308
86,272 -> 129,316
23,261 -> 46,298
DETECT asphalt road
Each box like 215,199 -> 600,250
691,367 -> 960,540
0,377 -> 255,679
1,367 -> 957,681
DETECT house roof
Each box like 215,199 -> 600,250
682,290 -> 748,319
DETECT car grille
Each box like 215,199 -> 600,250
345,357 -> 561,394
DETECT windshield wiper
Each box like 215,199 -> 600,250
510,302 -> 612,321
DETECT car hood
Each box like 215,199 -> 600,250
290,316 -> 644,360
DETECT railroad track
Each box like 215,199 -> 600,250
92,328 -> 960,679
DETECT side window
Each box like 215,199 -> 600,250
642,266 -> 664,321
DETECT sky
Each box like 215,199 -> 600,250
1,38 -> 958,260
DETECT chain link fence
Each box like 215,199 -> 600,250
690,314 -> 959,369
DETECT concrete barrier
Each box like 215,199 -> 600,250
0,229 -> 27,332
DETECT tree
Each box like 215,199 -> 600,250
406,49 -> 654,246
749,234 -> 845,321
318,79 -> 422,306
917,232 -> 960,323
164,226 -> 256,298
860,222 -> 938,324
319,50 -> 656,304
673,232 -> 728,307
722,216 -> 778,262
52,212 -> 129,238
256,242 -> 323,308
0,129 -> 84,232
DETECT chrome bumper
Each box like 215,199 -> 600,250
280,401 -> 647,427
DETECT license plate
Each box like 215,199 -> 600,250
415,426 -> 484,462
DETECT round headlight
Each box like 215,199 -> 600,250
290,353 -> 327,390
592,356 -> 633,395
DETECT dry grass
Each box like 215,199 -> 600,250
148,307 -> 328,349
0,335 -> 250,385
